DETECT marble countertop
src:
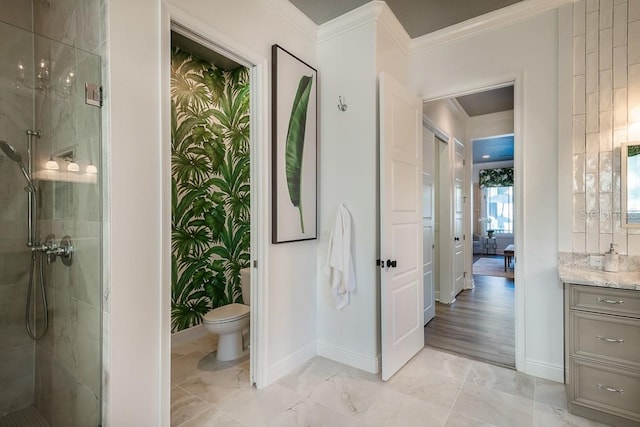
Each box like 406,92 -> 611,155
558,265 -> 640,291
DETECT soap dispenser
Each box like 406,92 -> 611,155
604,243 -> 619,272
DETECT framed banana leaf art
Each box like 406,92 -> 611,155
272,44 -> 317,243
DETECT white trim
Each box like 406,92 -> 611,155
253,0 -> 317,43
376,2 -> 411,55
160,8 -> 172,426
524,358 -> 564,383
421,73 -> 524,373
318,1 -> 384,43
422,115 -> 450,143
318,1 -> 410,54
171,325 -> 207,348
161,6 -> 271,421
267,342 -> 317,384
409,0 -> 574,52
316,342 -> 380,374
512,74 -> 526,374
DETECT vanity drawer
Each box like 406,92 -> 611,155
569,285 -> 640,318
572,312 -> 640,368
571,359 -> 640,422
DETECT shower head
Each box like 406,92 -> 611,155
0,140 -> 36,192
0,140 -> 23,163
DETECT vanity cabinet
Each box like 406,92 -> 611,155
565,284 -> 640,427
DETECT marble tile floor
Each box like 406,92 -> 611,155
172,336 -> 609,427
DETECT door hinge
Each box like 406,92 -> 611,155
463,159 -> 466,166
253,260 -> 258,268
463,271 -> 467,278
85,83 -> 103,107
463,234 -> 466,241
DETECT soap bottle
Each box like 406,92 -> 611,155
604,243 -> 619,272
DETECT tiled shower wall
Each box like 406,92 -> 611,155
0,0 -> 105,424
572,0 -> 640,255
0,2 -> 36,416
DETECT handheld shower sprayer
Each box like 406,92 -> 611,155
0,140 -> 36,192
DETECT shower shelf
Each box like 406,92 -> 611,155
33,169 -> 97,184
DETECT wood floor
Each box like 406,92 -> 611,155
424,273 -> 515,368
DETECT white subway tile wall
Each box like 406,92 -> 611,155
572,0 -> 640,254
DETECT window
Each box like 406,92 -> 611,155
484,186 -> 513,234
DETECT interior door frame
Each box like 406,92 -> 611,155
161,5 -> 269,424
421,76 -> 524,372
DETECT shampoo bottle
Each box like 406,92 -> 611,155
604,243 -> 619,272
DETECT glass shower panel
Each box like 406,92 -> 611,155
0,1 -> 103,425
0,18 -> 37,420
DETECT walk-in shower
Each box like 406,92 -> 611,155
0,1 -> 105,425
1,135 -> 74,342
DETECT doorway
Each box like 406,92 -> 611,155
423,85 -> 516,369
166,24 -> 264,423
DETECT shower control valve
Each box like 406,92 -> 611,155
40,234 -> 74,266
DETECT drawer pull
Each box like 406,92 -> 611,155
596,298 -> 624,305
597,384 -> 624,394
597,336 -> 624,343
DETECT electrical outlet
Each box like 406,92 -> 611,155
590,255 -> 604,267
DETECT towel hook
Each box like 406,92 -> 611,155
338,96 -> 348,112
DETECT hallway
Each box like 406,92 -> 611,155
425,273 -> 515,368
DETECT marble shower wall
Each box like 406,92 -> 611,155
0,8 -> 36,418
32,0 -> 105,424
0,0 -> 105,425
572,0 -> 640,255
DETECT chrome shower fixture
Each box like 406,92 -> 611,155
0,140 -> 36,192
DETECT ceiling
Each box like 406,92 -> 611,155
288,0 -> 524,38
456,86 -> 514,117
473,135 -> 514,164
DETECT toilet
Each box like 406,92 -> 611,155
202,268 -> 251,361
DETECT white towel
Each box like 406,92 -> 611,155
324,204 -> 356,310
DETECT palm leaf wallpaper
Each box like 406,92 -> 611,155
171,46 -> 250,332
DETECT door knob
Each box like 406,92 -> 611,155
386,259 -> 397,268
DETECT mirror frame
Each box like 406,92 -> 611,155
621,141 -> 640,228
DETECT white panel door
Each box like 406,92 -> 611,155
423,128 -> 435,325
453,139 -> 465,295
380,73 -> 424,381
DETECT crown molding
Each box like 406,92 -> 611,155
376,2 -> 411,54
318,0 -> 410,54
409,0 -> 574,53
255,0 -> 318,43
318,1 -> 384,43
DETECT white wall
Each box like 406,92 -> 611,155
409,10 -> 563,380
315,3 -> 410,372
106,0 -> 318,424
316,17 -> 380,372
422,99 -> 472,295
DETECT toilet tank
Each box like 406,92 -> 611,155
240,267 -> 251,305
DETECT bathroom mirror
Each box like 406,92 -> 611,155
621,142 -> 640,227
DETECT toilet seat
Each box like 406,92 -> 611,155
203,303 -> 250,324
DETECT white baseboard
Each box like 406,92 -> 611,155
267,341 -> 316,384
316,341 -> 379,374
171,324 -> 207,348
524,358 -> 564,383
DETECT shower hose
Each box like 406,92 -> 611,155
25,250 -> 48,340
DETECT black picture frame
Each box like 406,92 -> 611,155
271,44 -> 318,243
